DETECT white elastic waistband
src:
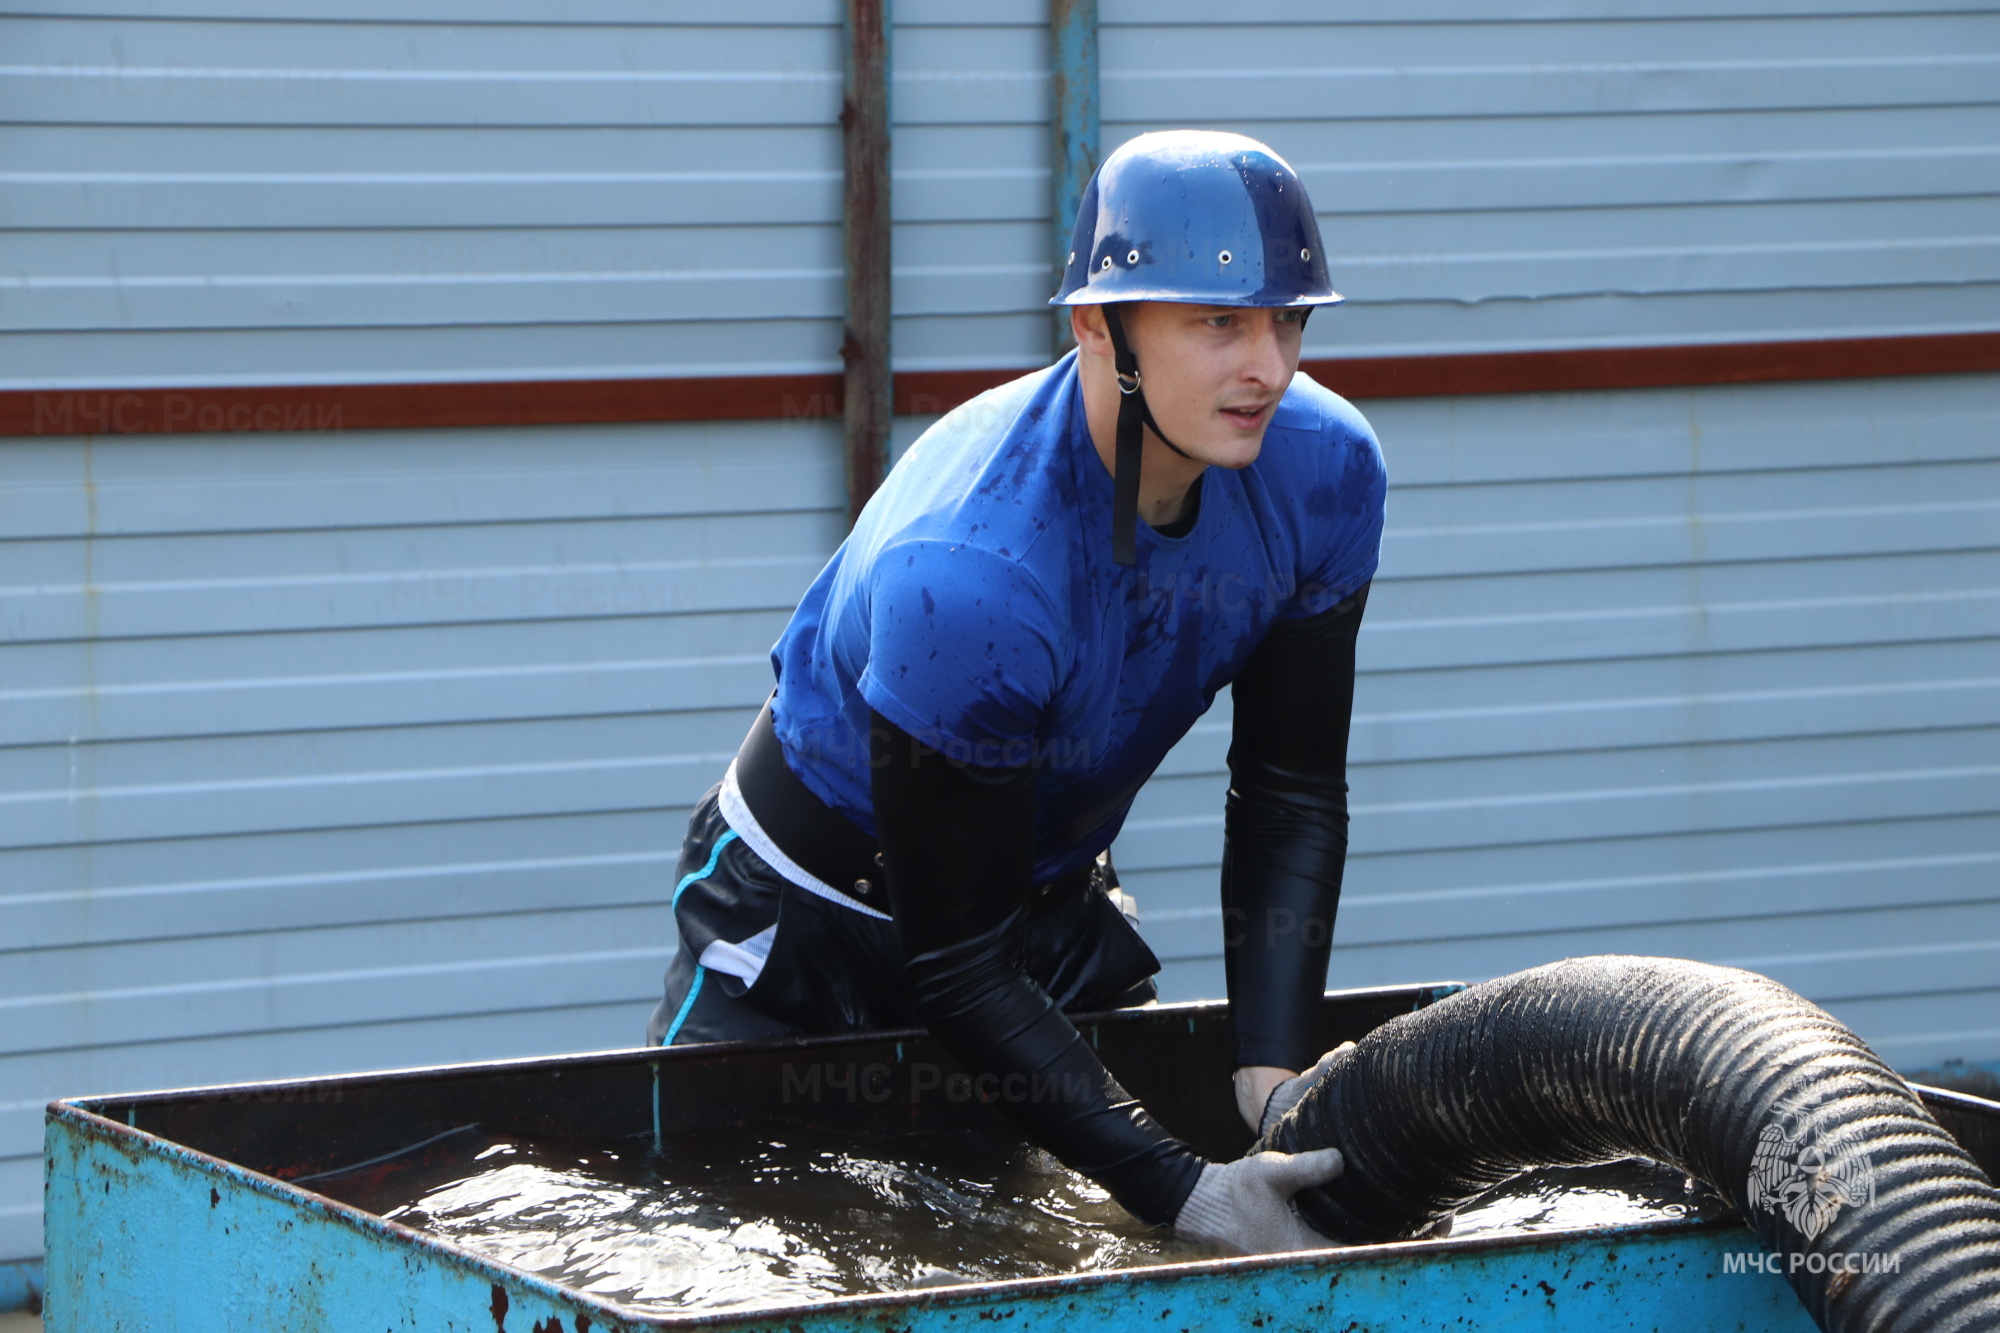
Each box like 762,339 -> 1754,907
718,760 -> 893,921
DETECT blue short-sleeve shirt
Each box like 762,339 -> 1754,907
771,351 -> 1386,884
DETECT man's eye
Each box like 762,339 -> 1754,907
1206,314 -> 1234,328
1276,309 -> 1305,325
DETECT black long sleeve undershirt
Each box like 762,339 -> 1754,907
1222,582 -> 1370,1072
869,714 -> 1204,1226
863,581 -> 1366,1223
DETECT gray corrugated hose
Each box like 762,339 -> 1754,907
1256,955 -> 2000,1333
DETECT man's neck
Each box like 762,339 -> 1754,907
1077,356 -> 1206,528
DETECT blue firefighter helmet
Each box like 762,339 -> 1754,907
1050,130 -> 1340,309
1049,132 -> 1341,567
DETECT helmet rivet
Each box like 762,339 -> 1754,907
1126,249 -> 1140,265
1068,252 -> 1075,264
1301,247 -> 1311,261
1100,255 -> 1113,271
1218,249 -> 1232,265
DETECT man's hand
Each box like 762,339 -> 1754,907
1173,1149 -> 1344,1256
1233,1065 -> 1295,1133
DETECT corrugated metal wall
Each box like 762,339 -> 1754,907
0,419 -> 848,1261
8,1 -> 1996,386
4,0 -> 1997,1266
1110,0 -> 2000,357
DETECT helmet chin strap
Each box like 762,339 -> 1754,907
1101,304 -> 1193,567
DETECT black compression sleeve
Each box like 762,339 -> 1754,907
869,712 -> 1204,1225
1222,583 -> 1370,1072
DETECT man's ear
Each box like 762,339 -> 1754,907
1071,304 -> 1112,357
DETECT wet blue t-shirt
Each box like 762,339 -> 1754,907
770,351 -> 1386,884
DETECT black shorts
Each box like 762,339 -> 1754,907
646,782 -> 1159,1046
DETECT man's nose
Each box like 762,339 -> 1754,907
1242,312 -> 1293,388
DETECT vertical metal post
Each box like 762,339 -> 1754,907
1050,0 -> 1099,359
842,0 -> 892,527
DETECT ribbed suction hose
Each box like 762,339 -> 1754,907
1257,956 -> 2000,1333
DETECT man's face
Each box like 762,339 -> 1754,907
1119,302 -> 1305,469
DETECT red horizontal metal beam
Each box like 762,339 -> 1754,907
5,330 -> 1997,437
0,373 -> 845,437
1309,330 -> 2000,399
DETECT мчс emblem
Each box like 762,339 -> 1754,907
1746,1093 -> 1876,1241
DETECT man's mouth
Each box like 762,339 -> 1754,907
1218,402 -> 1273,427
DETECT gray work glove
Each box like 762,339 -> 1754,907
1172,1148 -> 1344,1256
1257,1042 -> 1354,1137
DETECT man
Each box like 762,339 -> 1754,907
647,130 -> 1384,1256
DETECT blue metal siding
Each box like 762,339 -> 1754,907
1,5 -> 850,385
1097,5 -> 2000,356
0,419 -> 846,1262
0,0 -> 1060,384
10,5 -> 1992,383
